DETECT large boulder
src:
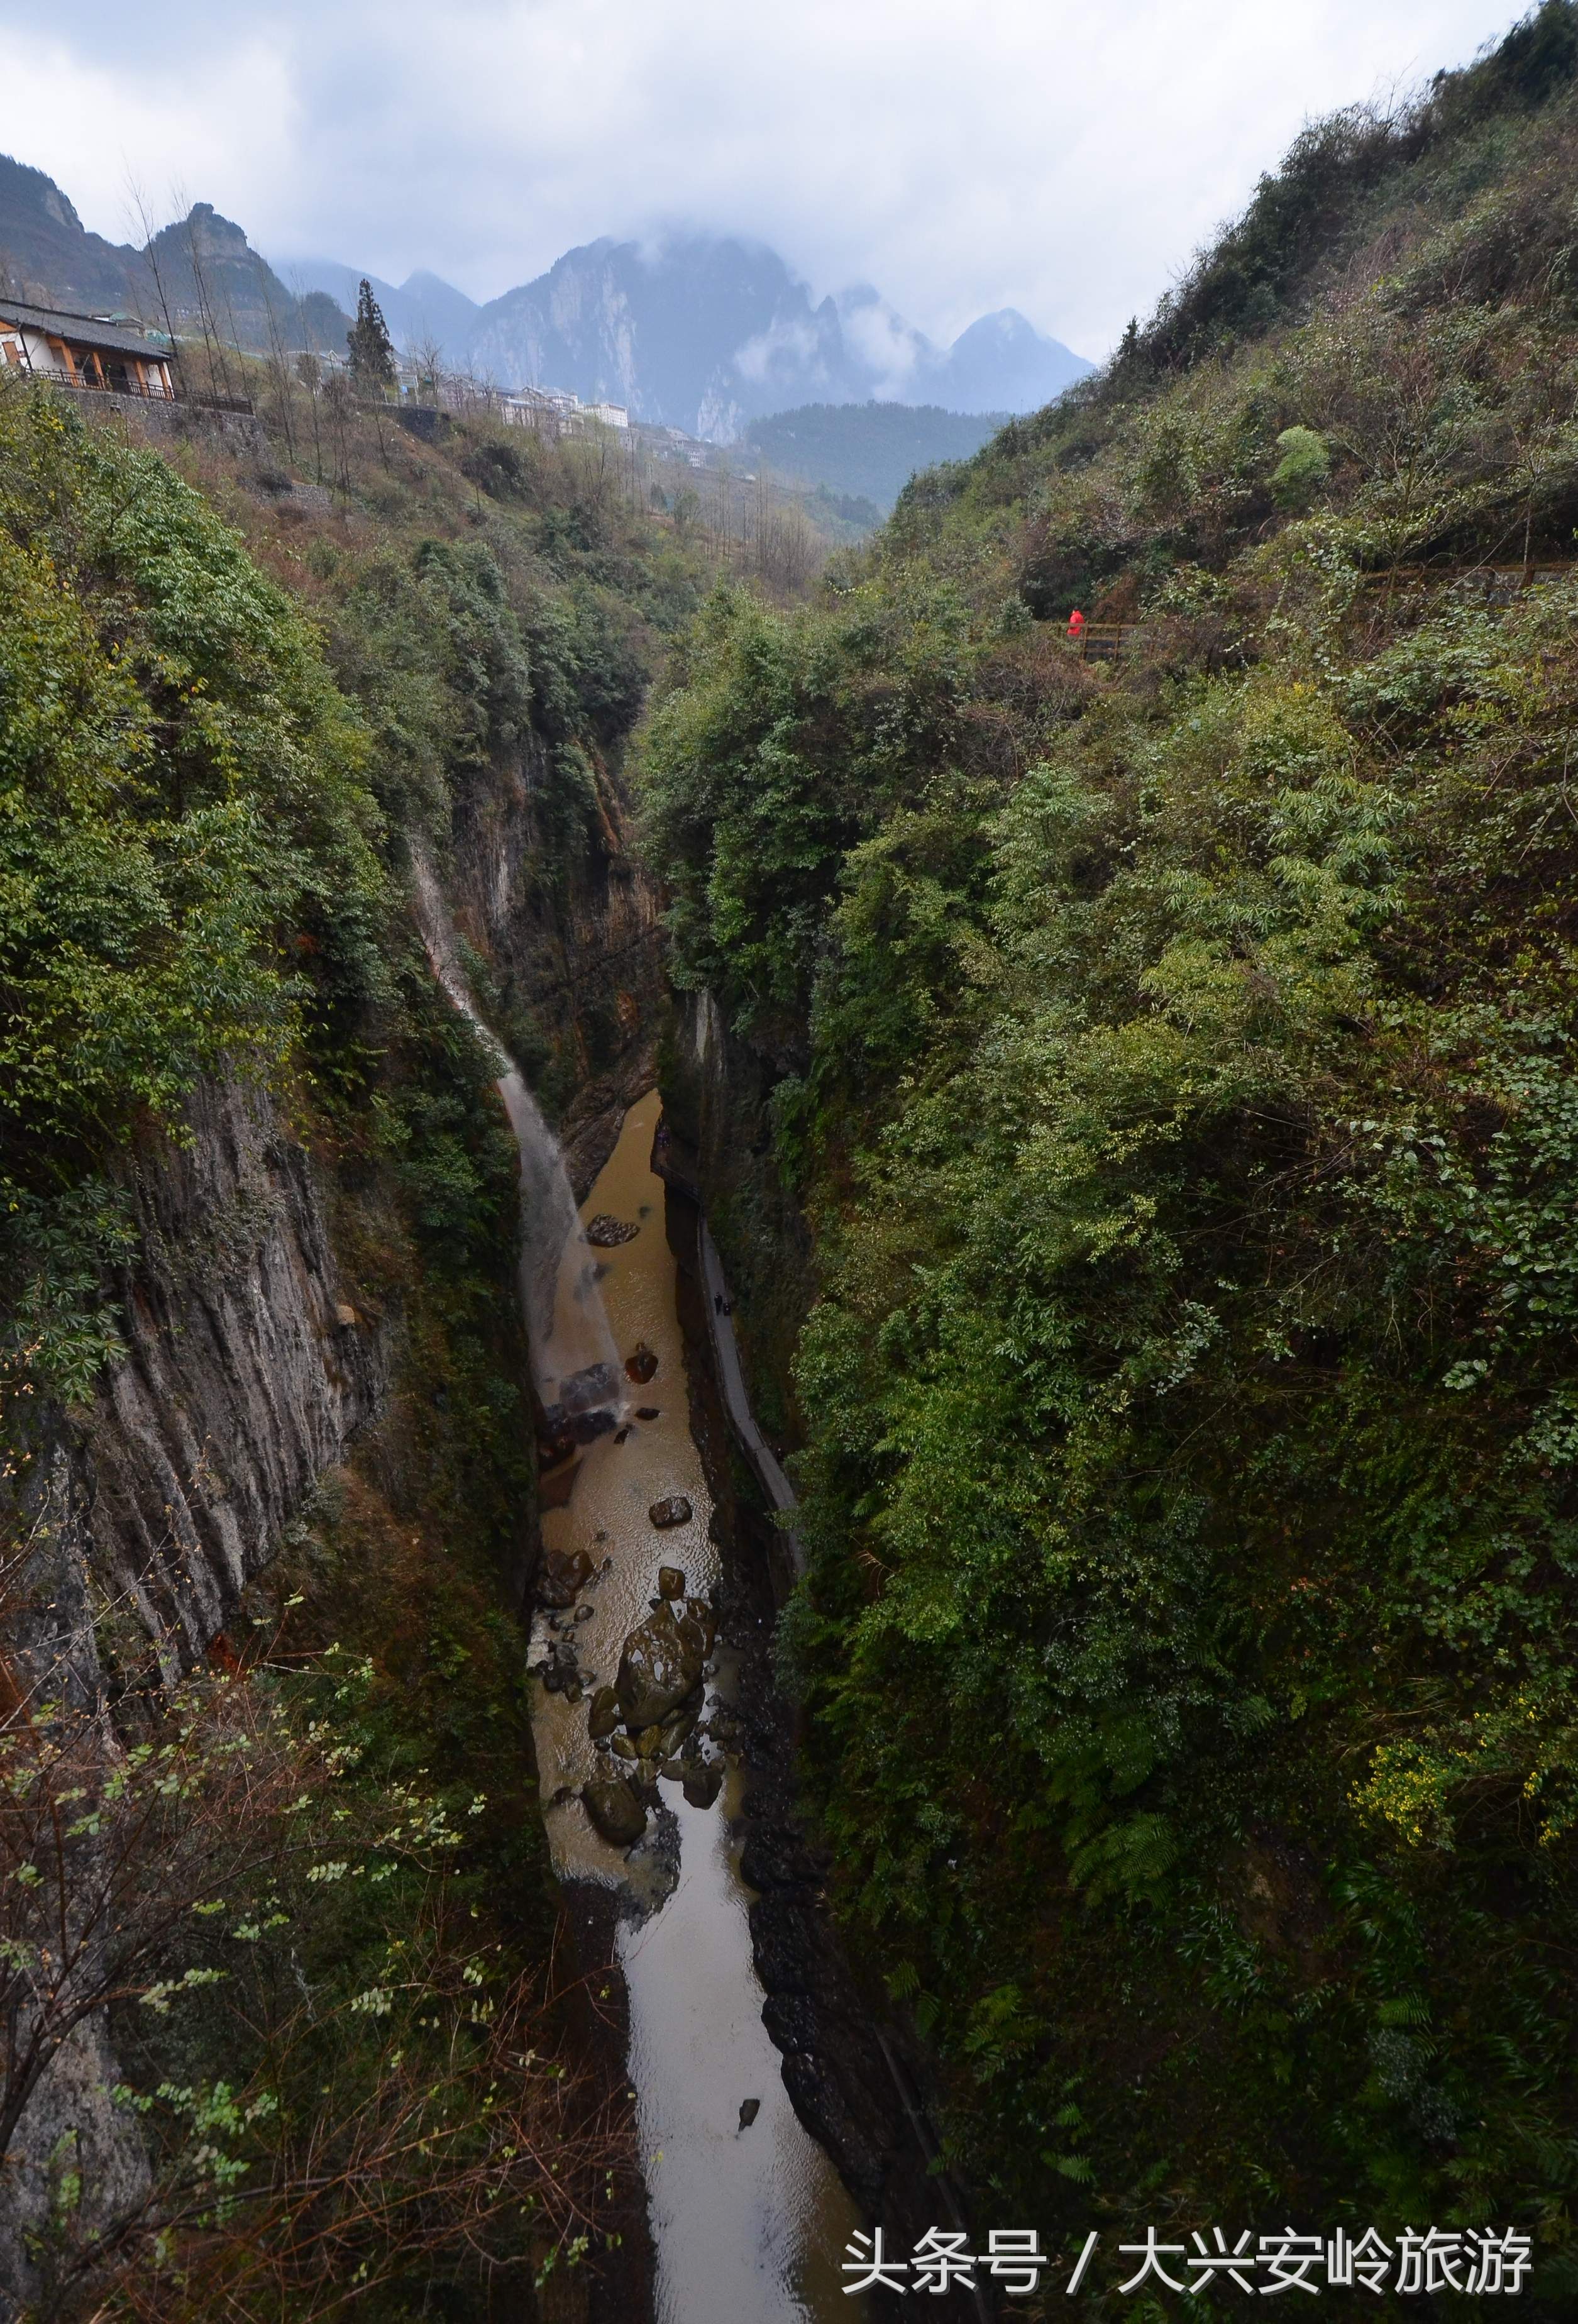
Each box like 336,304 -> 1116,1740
588,1685 -> 621,1741
683,1763 -> 724,1810
582,1776 -> 648,1847
560,1359 -> 621,1413
648,1495 -> 692,1529
616,1598 -> 715,1731
585,1214 -> 639,1247
537,1546 -> 592,1607
541,1360 -> 621,1443
539,1401 -> 617,1445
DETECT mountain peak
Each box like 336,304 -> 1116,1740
954,308 -> 1040,343
466,229 -> 1092,436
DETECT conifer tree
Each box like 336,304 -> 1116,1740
346,279 -> 396,394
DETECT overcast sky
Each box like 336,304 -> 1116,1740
0,1 -> 1530,355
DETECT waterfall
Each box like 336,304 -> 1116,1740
410,855 -> 622,1430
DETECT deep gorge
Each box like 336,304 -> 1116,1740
13,10 -> 1578,2313
0,372 -> 947,2324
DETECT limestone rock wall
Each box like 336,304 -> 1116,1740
660,990 -> 815,1447
86,1076 -> 388,1671
0,1075 -> 388,2317
443,743 -> 666,1195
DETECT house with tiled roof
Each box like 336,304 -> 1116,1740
0,299 -> 178,399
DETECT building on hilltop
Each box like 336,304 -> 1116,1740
501,384 -> 583,435
499,385 -> 629,437
0,299 -> 178,399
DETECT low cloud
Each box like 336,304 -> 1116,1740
0,0 -> 1526,358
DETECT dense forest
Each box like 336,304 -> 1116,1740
636,1 -> 1578,2300
0,373 -> 716,2316
16,1 -> 1578,2315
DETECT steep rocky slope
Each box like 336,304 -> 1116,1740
0,160 -> 346,352
0,372 -> 696,2320
636,3 -> 1578,2296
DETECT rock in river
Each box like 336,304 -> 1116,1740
582,1776 -> 648,1847
684,1763 -> 724,1810
658,1565 -> 686,1597
649,1495 -> 692,1529
538,1458 -> 581,1510
588,1686 -> 621,1740
625,1342 -> 659,1384
537,1546 -> 593,1608
617,1597 -> 715,1730
540,1361 -> 621,1443
585,1213 -> 639,1247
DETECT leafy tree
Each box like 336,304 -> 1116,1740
1268,422 -> 1330,508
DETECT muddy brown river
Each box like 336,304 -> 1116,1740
531,1092 -> 866,2323
412,866 -> 870,2319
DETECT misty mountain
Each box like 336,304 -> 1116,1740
1,149 -> 1090,435
283,259 -> 478,359
463,233 -> 1091,438
936,309 -> 1087,414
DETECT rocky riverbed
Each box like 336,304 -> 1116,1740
526,1092 -> 871,2322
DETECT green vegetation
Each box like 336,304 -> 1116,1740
638,4 -> 1578,2291
346,277 -> 397,394
744,400 -> 1007,515
0,358 -> 719,2314
0,388 -> 382,1410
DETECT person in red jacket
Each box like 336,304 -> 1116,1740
1067,607 -> 1086,643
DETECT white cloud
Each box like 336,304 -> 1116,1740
0,0 -> 1530,356
0,29 -> 300,252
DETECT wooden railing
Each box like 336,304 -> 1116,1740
1078,621 -> 1140,661
1362,560 -> 1576,604
60,371 -> 177,402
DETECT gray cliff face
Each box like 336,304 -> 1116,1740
86,1077 -> 388,1672
1,1075 -> 390,2315
442,742 -> 666,1193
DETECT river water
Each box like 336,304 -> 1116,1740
532,1092 -> 866,2324
412,868 -> 864,2324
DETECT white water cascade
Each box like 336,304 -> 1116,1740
410,855 -> 621,1427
